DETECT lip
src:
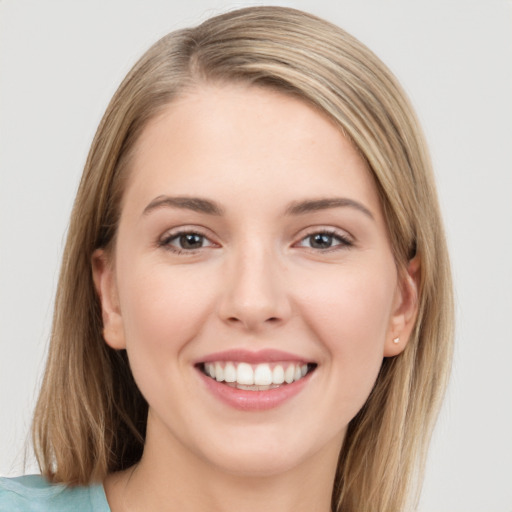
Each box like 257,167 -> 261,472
195,349 -> 316,411
196,348 -> 310,365
197,369 -> 313,411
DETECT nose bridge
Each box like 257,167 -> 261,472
218,238 -> 291,330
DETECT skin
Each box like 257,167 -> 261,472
93,83 -> 418,512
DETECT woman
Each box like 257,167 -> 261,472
0,6 -> 453,512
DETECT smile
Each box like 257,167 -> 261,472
199,361 -> 317,390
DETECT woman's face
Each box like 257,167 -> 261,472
94,84 -> 417,477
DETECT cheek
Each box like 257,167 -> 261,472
116,261 -> 217,368
300,260 -> 395,341
115,261 -> 223,417
297,261 -> 396,406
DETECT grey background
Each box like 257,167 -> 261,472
1,1 -> 511,510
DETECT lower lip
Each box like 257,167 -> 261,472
197,369 -> 312,411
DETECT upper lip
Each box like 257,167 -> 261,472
196,349 -> 314,365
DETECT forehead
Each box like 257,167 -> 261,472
123,83 -> 382,220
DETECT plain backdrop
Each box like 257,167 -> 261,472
1,1 -> 511,511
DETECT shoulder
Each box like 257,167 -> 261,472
0,475 -> 110,511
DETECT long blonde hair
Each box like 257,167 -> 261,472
32,7 -> 453,511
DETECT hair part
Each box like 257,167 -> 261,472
32,7 -> 453,511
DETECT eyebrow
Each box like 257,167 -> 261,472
285,197 -> 374,219
142,195 -> 224,216
142,195 -> 373,220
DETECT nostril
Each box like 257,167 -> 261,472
225,315 -> 281,328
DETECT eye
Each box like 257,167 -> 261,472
297,230 -> 352,250
159,230 -> 215,253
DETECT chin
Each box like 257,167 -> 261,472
208,446 -> 312,478
192,425 -> 344,479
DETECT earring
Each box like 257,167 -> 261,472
392,337 -> 400,344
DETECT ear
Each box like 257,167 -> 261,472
384,256 -> 420,357
91,248 -> 126,350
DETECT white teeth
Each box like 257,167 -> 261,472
224,362 -> 236,383
272,365 -> 285,384
215,362 -> 224,382
206,363 -> 215,378
203,361 -> 312,388
236,363 -> 254,385
254,364 -> 273,385
284,365 -> 295,384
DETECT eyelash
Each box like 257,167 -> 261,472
158,229 -> 215,254
296,229 -> 353,251
158,228 -> 353,255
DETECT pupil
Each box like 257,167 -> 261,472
180,233 -> 202,249
311,233 -> 332,248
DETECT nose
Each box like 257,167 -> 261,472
217,244 -> 292,332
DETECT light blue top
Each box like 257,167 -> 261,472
0,474 -> 110,511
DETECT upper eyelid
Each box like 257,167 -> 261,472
160,225 -> 214,239
294,226 -> 353,241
